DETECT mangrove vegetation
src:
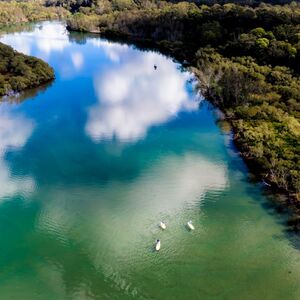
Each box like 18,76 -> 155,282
66,2 -> 300,211
0,1 -> 69,26
0,1 -> 69,96
0,42 -> 54,96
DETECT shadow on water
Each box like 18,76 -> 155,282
1,80 -> 54,104
0,22 -> 35,35
243,176 -> 300,250
211,103 -> 300,247
285,229 -> 300,250
68,30 -> 89,45
185,224 -> 194,232
204,95 -> 300,247
67,29 -> 191,66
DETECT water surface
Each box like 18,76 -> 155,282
1,22 -> 300,300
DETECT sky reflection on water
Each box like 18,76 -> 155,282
0,22 -> 69,57
2,22 -> 299,300
0,22 -> 227,256
0,106 -> 35,200
87,50 -> 198,142
1,22 -> 200,144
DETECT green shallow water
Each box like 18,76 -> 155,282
0,21 -> 300,300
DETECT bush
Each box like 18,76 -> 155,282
0,43 -> 55,96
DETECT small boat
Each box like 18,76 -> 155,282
187,220 -> 195,231
154,64 -> 157,70
155,239 -> 161,251
159,221 -> 166,230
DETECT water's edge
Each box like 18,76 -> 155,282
66,27 -> 298,231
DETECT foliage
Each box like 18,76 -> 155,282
0,42 -> 54,96
66,2 -> 300,70
1,0 -> 299,202
195,49 -> 300,197
0,1 -> 69,26
0,1 -> 68,96
66,1 -> 300,200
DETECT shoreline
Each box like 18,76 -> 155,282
1,19 -> 299,230
0,22 -> 58,99
67,27 -> 300,230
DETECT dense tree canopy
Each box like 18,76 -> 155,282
0,42 -> 55,96
44,0 -> 299,13
0,1 -> 69,25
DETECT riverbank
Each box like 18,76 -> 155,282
0,42 -> 55,97
66,3 -> 300,228
81,31 -> 300,228
3,22 -> 300,298
0,1 -> 69,27
0,2 -> 70,97
0,0 -> 299,229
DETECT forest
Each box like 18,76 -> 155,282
45,0 -> 298,13
0,1 -> 69,25
66,2 -> 300,210
0,42 -> 54,96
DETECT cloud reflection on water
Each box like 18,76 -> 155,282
0,22 -> 69,57
0,23 -> 228,297
0,22 -> 84,77
88,39 -> 129,63
71,52 -> 84,70
36,152 -> 227,271
86,47 -> 198,142
0,107 -> 35,199
34,152 -> 228,300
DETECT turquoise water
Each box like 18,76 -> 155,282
1,22 -> 300,300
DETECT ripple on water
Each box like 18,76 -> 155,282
2,21 -> 300,300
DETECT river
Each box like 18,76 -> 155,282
0,21 -> 300,300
